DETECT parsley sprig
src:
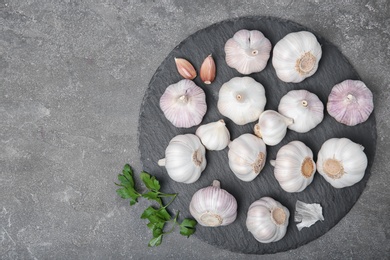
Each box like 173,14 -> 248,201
115,164 -> 197,247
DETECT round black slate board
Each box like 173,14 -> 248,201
138,16 -> 377,254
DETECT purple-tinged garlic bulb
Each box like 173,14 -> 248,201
160,79 -> 207,128
327,79 -> 374,126
224,29 -> 272,75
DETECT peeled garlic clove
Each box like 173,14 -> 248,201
246,197 -> 290,243
270,141 -> 316,192
272,31 -> 322,83
195,119 -> 230,151
189,180 -> 238,227
158,134 -> 206,184
254,110 -> 293,146
278,89 -> 324,133
218,77 -> 266,125
327,79 -> 374,126
160,79 -> 207,128
295,200 -> 324,231
225,29 -> 272,74
316,138 -> 368,188
200,54 -> 216,84
228,133 -> 267,182
174,57 -> 197,79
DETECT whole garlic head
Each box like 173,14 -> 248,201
272,31 -> 322,83
158,134 -> 206,184
278,89 -> 324,133
189,180 -> 238,227
246,197 -> 290,243
270,141 -> 316,192
218,77 -> 267,125
316,138 -> 368,188
160,79 -> 207,128
254,110 -> 293,146
196,119 -> 230,151
224,29 -> 272,74
228,133 -> 267,182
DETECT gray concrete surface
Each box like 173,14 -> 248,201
1,0 -> 389,259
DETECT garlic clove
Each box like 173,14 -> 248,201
200,54 -> 216,84
327,79 -> 374,126
195,119 -> 230,151
174,57 -> 197,79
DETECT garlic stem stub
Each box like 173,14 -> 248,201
160,79 -> 207,128
316,138 -> 368,188
200,54 -> 216,84
189,180 -> 238,227
327,79 -> 374,126
195,119 -> 230,151
174,57 -> 197,79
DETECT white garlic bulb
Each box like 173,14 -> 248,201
246,197 -> 290,243
224,29 -> 272,74
270,141 -> 316,192
195,119 -> 230,151
218,77 -> 266,125
327,79 -> 374,126
254,110 -> 293,146
189,180 -> 238,227
278,89 -> 324,133
158,134 -> 206,184
316,138 -> 368,188
160,79 -> 207,128
228,133 -> 267,182
272,31 -> 322,83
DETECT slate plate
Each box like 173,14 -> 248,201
138,16 -> 376,254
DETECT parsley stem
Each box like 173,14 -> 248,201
162,193 -> 177,209
163,211 -> 180,235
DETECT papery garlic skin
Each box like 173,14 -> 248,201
189,180 -> 238,227
327,79 -> 374,126
225,29 -> 272,74
218,77 -> 266,125
316,138 -> 368,188
270,141 -> 316,192
158,134 -> 206,184
246,197 -> 290,243
278,89 -> 324,133
254,110 -> 293,146
272,31 -> 322,83
228,133 -> 267,182
196,119 -> 230,151
160,79 -> 207,128
295,200 -> 324,231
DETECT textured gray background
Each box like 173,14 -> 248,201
1,0 -> 389,259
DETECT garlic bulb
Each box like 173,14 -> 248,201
272,31 -> 322,83
160,79 -> 207,128
246,197 -> 290,243
189,180 -> 238,227
316,138 -> 368,188
195,119 -> 230,151
224,29 -> 272,74
278,89 -> 324,133
254,110 -> 293,146
218,77 -> 266,125
158,134 -> 206,184
228,133 -> 267,182
270,141 -> 316,192
327,79 -> 374,126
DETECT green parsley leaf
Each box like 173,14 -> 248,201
140,171 -> 161,191
179,218 -> 197,237
115,164 -> 141,205
148,234 -> 163,247
141,191 -> 162,205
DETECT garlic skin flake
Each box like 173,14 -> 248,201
218,77 -> 266,125
254,110 -> 293,146
160,79 -> 207,128
189,180 -> 238,227
295,200 -> 324,231
278,89 -> 324,133
246,197 -> 290,243
316,138 -> 368,188
225,29 -> 272,75
158,134 -> 206,184
327,79 -> 374,126
228,133 -> 267,182
270,141 -> 316,193
272,31 -> 322,83
196,119 -> 230,151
